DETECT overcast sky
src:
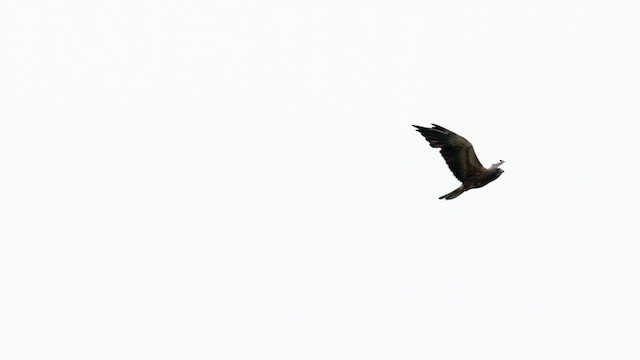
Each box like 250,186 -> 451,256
1,1 -> 639,359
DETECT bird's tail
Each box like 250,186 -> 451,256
439,185 -> 465,200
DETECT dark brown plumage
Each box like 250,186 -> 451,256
413,124 -> 504,200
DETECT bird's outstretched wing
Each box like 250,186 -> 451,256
413,124 -> 485,182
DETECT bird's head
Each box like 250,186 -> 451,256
489,160 -> 505,181
490,159 -> 505,169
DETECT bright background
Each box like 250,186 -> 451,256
1,1 -> 639,359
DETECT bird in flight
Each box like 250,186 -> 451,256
413,124 -> 504,200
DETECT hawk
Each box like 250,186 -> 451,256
413,124 -> 504,200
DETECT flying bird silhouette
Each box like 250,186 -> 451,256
413,124 -> 504,200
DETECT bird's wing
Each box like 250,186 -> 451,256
413,124 -> 486,182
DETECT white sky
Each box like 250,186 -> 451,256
1,0 -> 639,359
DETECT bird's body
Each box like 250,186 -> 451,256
413,124 -> 504,200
